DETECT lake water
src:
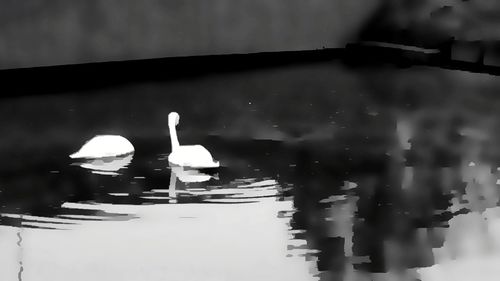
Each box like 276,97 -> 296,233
2,61 -> 500,280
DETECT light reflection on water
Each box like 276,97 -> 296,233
0,144 -> 321,281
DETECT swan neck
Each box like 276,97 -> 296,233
169,122 -> 180,150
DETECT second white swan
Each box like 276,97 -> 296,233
167,112 -> 219,168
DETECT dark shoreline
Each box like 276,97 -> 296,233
2,41 -> 500,98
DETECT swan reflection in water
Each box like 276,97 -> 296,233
73,154 -> 134,176
166,166 -> 281,206
168,166 -> 218,203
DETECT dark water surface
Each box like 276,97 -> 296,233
2,61 -> 500,280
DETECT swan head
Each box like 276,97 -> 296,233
168,112 -> 180,126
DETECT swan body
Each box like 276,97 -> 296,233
167,112 -> 219,168
169,145 -> 219,168
69,135 -> 134,159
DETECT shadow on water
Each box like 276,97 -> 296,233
3,61 -> 500,280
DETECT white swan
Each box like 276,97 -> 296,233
167,112 -> 219,168
69,135 -> 134,159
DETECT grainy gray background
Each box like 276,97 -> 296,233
0,0 -> 377,69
